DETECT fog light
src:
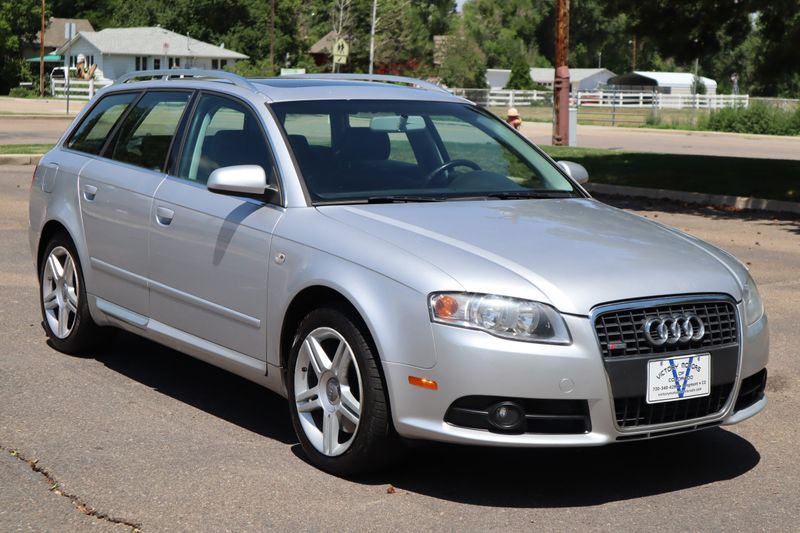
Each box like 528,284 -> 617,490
489,402 -> 524,431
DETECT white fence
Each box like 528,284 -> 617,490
450,89 -> 553,107
451,88 -> 749,110
50,78 -> 113,100
574,91 -> 749,109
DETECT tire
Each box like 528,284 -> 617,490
38,233 -> 106,354
287,306 -> 398,476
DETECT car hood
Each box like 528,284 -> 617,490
317,198 -> 743,315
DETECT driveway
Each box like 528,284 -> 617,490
1,165 -> 798,531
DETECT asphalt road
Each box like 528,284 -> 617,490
1,165 -> 798,531
522,122 -> 800,161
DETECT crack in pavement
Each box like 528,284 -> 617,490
1,445 -> 142,532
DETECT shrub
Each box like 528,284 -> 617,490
9,87 -> 33,98
505,56 -> 534,90
704,104 -> 800,136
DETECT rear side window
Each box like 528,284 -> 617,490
67,92 -> 138,155
107,91 -> 191,171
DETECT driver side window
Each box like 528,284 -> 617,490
177,93 -> 274,185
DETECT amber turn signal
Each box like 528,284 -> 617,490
432,294 -> 459,318
408,376 -> 438,390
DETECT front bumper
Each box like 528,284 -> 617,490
383,308 -> 768,446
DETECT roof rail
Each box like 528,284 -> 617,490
276,73 -> 450,94
115,69 -> 257,92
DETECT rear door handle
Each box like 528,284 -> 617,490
155,206 -> 175,226
82,184 -> 97,201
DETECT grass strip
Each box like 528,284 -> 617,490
541,145 -> 800,203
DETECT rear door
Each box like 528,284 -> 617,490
78,90 -> 192,317
148,92 -> 282,360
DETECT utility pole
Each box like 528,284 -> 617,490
630,35 -> 637,71
368,0 -> 377,75
270,0 -> 275,69
40,0 -> 45,97
552,0 -> 570,145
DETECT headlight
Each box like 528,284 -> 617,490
429,292 -> 571,344
742,273 -> 764,326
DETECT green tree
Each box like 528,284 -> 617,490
462,0 -> 550,68
439,26 -> 486,88
505,56 -> 534,90
751,1 -> 800,96
0,0 -> 45,94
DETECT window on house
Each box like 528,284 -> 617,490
168,57 -> 180,68
212,59 -> 219,69
154,58 -> 161,70
135,56 -> 148,71
220,59 -> 227,68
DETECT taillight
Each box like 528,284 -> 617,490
31,165 -> 38,186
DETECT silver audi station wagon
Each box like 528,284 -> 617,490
29,71 -> 768,475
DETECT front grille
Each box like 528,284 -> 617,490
615,384 -> 733,428
595,300 -> 738,358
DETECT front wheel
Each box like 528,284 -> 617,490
287,306 -> 397,476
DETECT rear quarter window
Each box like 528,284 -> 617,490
66,92 -> 139,155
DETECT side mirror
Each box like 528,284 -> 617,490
557,160 -> 589,184
207,165 -> 276,198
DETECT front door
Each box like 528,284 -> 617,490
148,92 -> 283,360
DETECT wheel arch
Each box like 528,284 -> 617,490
37,219 -> 76,273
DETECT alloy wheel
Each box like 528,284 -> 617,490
293,327 -> 364,457
41,246 -> 79,339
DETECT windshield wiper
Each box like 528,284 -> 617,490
366,195 -> 444,204
484,190 -> 575,200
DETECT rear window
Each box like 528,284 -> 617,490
67,92 -> 138,155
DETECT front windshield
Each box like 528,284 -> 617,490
271,100 -> 578,203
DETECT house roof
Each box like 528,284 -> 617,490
310,31 -> 337,55
488,68 -> 615,81
35,18 -> 95,48
613,71 -> 717,88
55,27 -> 248,60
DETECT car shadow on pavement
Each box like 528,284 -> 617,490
361,427 -> 760,507
597,194 -> 800,236
83,332 -> 760,507
88,331 -> 297,445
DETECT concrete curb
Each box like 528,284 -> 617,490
0,154 -> 42,166
585,183 -> 800,215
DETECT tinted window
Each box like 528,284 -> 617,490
67,92 -> 138,155
177,93 -> 274,185
108,91 -> 191,171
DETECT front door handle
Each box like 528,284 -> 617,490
82,184 -> 97,201
155,206 -> 175,226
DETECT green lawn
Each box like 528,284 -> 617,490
541,145 -> 800,202
0,143 -> 53,155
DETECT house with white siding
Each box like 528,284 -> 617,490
487,68 -> 616,91
54,27 -> 248,81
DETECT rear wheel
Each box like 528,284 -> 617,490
39,234 -> 106,354
287,306 -> 397,476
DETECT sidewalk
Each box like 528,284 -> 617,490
522,122 -> 800,161
0,97 -> 85,116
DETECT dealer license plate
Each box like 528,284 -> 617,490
646,353 -> 711,404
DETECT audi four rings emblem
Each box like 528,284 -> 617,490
643,315 -> 705,346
